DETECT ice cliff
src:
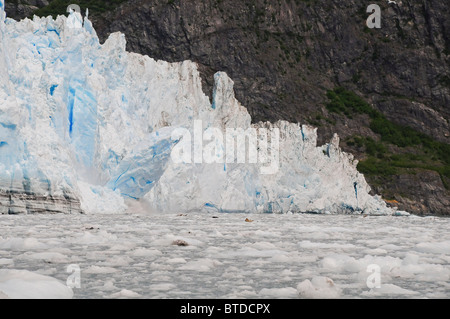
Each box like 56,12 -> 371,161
0,2 -> 400,215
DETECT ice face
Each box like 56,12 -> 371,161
0,2 -> 397,215
106,127 -> 181,199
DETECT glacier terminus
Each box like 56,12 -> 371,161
0,2 -> 406,216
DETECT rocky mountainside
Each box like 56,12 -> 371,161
4,0 -> 49,18
5,0 -> 450,215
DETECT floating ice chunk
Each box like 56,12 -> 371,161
78,181 -> 127,214
0,269 -> 73,299
84,265 -> 118,274
297,276 -> 341,299
0,258 -> 13,265
179,258 -> 222,272
258,287 -> 298,298
361,284 -> 418,297
415,241 -> 450,254
109,289 -> 141,298
393,210 -> 410,216
149,283 -> 176,291
166,257 -> 187,264
24,252 -> 70,263
132,248 -> 163,257
0,237 -> 48,251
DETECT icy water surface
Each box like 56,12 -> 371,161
0,212 -> 449,298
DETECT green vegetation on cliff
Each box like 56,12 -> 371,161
326,87 -> 450,189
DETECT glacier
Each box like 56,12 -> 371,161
0,2 -> 402,216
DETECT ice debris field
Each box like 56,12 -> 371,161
0,212 -> 449,299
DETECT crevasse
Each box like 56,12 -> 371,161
0,3 -> 405,215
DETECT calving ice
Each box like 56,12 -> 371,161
0,1 -> 407,215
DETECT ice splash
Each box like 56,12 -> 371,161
0,2 -> 402,215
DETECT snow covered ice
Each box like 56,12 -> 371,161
0,2 -> 400,215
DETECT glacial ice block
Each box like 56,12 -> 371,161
107,128 -> 180,199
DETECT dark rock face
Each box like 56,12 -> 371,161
4,0 -> 450,215
90,0 -> 450,142
370,170 -> 450,216
4,0 -> 49,20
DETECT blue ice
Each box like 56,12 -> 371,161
107,129 -> 179,199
